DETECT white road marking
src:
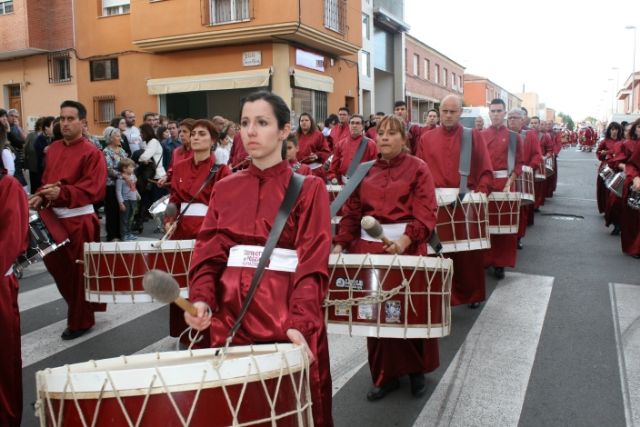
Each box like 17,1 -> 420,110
328,333 -> 368,395
18,283 -> 61,312
414,272 -> 553,427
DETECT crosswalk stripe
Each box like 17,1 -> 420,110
134,336 -> 179,354
18,283 -> 61,312
609,283 -> 640,427
328,334 -> 368,396
413,272 -> 553,427
21,302 -> 163,368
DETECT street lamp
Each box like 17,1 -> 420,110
608,78 -> 615,119
612,66 -> 619,113
625,25 -> 636,113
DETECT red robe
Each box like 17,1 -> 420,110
596,139 -> 621,214
621,141 -> 640,256
365,126 -> 378,141
0,175 -> 28,427
328,122 -> 349,151
327,134 -> 378,183
39,137 -> 107,331
415,124 -> 493,305
333,152 -> 439,386
533,130 -> 554,208
167,154 -> 230,340
297,130 -> 331,163
289,159 -> 313,176
229,133 -> 249,170
545,131 -> 559,197
189,161 -> 333,427
481,126 -> 525,268
518,129 -> 543,232
421,125 -> 437,135
406,122 -> 423,155
605,140 -> 633,227
165,146 -> 193,185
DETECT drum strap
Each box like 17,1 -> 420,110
226,172 -> 305,346
330,159 -> 376,218
345,136 -> 371,180
508,131 -> 518,174
172,164 -> 220,226
458,127 -> 473,199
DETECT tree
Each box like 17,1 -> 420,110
557,112 -> 575,131
583,116 -> 598,126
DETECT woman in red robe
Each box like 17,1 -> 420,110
296,113 -> 330,179
620,120 -> 640,258
0,159 -> 29,427
596,123 -> 623,215
333,115 -> 439,401
185,91 -> 333,427
158,118 -> 194,187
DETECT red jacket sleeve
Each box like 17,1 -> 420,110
53,147 -> 107,207
0,177 -> 29,273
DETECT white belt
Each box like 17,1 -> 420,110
227,245 -> 298,273
181,203 -> 208,217
360,223 -> 408,243
5,267 -> 12,277
52,204 -> 94,219
493,170 -> 509,179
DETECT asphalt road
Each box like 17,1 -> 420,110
17,146 -> 640,426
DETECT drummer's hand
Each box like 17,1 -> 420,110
184,301 -> 211,331
633,177 -> 640,191
164,221 -> 174,233
384,235 -> 411,255
157,176 -> 167,187
29,195 -> 43,209
286,329 -> 315,364
309,153 -> 318,162
40,184 -> 61,201
332,244 -> 343,254
619,163 -> 626,171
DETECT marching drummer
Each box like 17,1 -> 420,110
415,94 -> 493,308
596,123 -> 623,222
184,91 -> 333,427
482,99 -> 525,279
0,154 -> 29,427
28,100 -> 107,340
620,120 -> 640,258
326,114 -> 378,185
332,114 -> 440,401
164,119 -> 230,344
529,117 -> 554,211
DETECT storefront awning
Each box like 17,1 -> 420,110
290,68 -> 334,93
147,68 -> 272,95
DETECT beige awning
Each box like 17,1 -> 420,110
291,68 -> 334,93
147,68 -> 272,95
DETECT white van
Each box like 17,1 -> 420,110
460,107 -> 491,129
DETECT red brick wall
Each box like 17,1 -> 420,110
0,0 -> 29,51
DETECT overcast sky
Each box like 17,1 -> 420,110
405,0 -> 640,121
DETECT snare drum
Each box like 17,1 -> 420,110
516,166 -> 535,205
606,172 -> 626,198
544,156 -> 555,177
325,253 -> 452,339
14,212 -> 69,272
599,164 -> 614,181
487,192 -> 522,235
83,240 -> 193,303
149,194 -> 169,228
36,344 -> 312,427
628,187 -> 640,210
535,162 -> 546,182
430,188 -> 490,253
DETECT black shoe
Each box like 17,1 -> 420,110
534,208 -> 540,212
517,239 -> 524,250
468,302 -> 481,309
61,327 -> 91,340
632,254 -> 640,259
494,267 -> 505,280
366,378 -> 400,401
409,373 -> 427,397
611,226 -> 621,236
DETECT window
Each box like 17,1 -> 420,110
90,58 -> 119,81
48,52 -> 72,83
362,14 -> 370,40
434,64 -> 440,84
459,75 -> 463,92
413,54 -> 419,76
361,51 -> 371,77
0,0 -> 13,14
102,0 -> 129,16
292,88 -> 327,127
324,0 -> 345,34
209,0 -> 249,25
93,96 -> 116,124
424,59 -> 430,80
452,72 -> 457,90
442,67 -> 448,87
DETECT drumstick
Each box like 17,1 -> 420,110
231,157 -> 251,172
361,216 -> 393,246
29,182 -> 61,199
142,269 -> 197,316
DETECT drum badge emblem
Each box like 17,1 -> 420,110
385,301 -> 401,323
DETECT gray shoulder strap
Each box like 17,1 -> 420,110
459,127 -> 473,196
508,131 -> 518,173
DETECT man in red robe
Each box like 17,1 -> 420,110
327,107 -> 350,151
326,114 -> 378,184
529,117 -> 553,210
29,100 -> 107,340
482,100 -> 525,279
416,94 -> 493,307
365,112 -> 385,141
508,108 -> 542,245
0,165 -> 29,427
422,108 -> 439,134
621,138 -> 640,258
545,121 -> 559,198
393,100 -> 423,154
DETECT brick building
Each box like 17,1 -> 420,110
463,74 -> 522,111
404,33 -> 464,123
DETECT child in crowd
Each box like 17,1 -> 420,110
116,158 -> 140,241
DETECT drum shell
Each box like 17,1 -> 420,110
487,192 -> 521,234
325,253 -> 452,339
15,213 -> 69,270
606,172 -> 626,198
628,188 -> 640,211
544,157 -> 555,177
516,166 -> 535,205
599,165 -> 614,181
83,240 -> 193,303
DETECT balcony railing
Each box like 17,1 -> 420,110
204,0 -> 250,26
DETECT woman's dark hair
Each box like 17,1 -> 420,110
139,123 -> 155,142
0,109 -> 7,142
630,119 -> 640,141
110,117 -> 124,128
41,116 -> 55,132
296,113 -> 317,137
239,91 -> 290,129
179,118 -> 195,132
52,118 -> 63,141
605,122 -> 623,141
34,117 -> 44,132
155,126 -> 167,142
191,119 -> 218,146
324,114 -> 339,128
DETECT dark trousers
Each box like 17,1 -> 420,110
120,200 -> 137,238
104,185 -> 121,241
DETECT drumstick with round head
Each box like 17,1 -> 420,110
142,269 -> 197,316
361,216 -> 393,246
